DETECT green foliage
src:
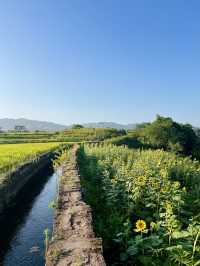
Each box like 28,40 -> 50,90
128,115 -> 199,158
78,144 -> 200,265
48,200 -> 56,209
62,127 -> 125,142
52,146 -> 73,169
44,228 -> 50,255
104,135 -> 152,149
71,124 -> 84,129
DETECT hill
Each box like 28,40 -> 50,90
0,118 -> 137,131
0,118 -> 66,131
82,122 -> 137,130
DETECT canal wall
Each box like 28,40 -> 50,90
46,145 -> 106,266
0,152 -> 53,218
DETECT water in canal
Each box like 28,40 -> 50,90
0,166 -> 58,266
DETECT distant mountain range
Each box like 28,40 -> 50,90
0,118 -> 66,131
0,118 -> 137,131
82,122 -> 137,130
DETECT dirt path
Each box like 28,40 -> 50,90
46,145 -> 106,266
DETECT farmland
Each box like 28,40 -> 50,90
0,127 -> 124,187
1,117 -> 200,265
0,128 -> 124,144
78,144 -> 200,265
0,142 -> 62,180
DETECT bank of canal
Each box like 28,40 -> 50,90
0,165 -> 58,266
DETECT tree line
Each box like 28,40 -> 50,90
130,115 -> 200,159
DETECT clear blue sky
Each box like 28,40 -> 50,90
1,1 -> 200,126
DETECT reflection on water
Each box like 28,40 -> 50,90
0,166 -> 57,266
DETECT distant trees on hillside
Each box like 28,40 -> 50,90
130,115 -> 200,158
71,124 -> 84,129
14,125 -> 27,132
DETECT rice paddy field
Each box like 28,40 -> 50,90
0,143 -> 62,180
0,128 -> 124,144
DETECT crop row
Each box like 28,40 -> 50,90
0,128 -> 124,144
0,143 -> 63,183
77,144 -> 200,266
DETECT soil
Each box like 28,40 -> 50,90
46,145 -> 106,266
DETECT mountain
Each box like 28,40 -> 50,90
0,118 -> 66,131
0,118 -> 137,131
82,122 -> 137,130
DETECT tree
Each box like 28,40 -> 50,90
140,115 -> 198,156
14,125 -> 27,132
72,124 -> 84,129
144,115 -> 174,149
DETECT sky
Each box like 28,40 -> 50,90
1,1 -> 200,126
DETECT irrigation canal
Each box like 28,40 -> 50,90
0,165 -> 58,266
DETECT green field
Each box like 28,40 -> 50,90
0,143 -> 62,179
0,127 -> 124,185
1,116 -> 200,265
77,143 -> 200,266
0,128 -> 124,144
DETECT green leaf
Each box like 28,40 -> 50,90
135,235 -> 143,244
120,252 -> 128,262
127,245 -> 138,256
146,203 -> 156,208
172,231 -> 190,239
148,235 -> 163,247
166,245 -> 183,251
138,255 -> 154,266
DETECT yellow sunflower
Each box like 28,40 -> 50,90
137,175 -> 147,186
135,219 -> 147,232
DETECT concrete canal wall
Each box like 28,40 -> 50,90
0,152 -> 53,218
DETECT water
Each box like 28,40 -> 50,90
0,166 -> 58,266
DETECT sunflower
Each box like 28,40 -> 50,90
137,175 -> 147,186
135,219 -> 147,232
